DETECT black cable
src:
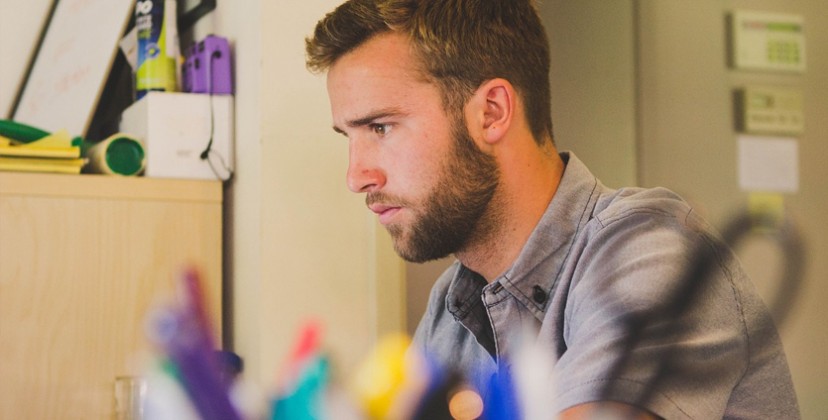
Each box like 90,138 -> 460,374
600,208 -> 806,408
198,48 -> 232,182
178,0 -> 217,34
198,63 -> 216,161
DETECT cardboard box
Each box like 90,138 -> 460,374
120,92 -> 234,180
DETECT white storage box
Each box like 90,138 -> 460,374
120,92 -> 234,180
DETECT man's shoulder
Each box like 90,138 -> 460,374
589,185 -> 705,233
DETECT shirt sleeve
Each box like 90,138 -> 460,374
552,209 -> 750,419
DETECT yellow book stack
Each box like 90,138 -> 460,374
0,130 -> 87,174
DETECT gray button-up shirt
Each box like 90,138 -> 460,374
413,152 -> 799,419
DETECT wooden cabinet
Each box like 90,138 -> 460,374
0,172 -> 223,419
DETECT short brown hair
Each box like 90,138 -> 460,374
306,0 -> 554,145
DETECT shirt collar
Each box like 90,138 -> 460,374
447,151 -> 602,319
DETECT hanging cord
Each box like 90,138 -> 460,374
199,47 -> 233,182
600,207 -> 806,407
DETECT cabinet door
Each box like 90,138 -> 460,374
0,173 -> 222,419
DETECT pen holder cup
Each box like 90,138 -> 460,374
114,375 -> 146,420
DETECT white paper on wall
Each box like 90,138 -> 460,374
738,135 -> 799,193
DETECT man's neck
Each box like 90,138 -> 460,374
457,143 -> 564,282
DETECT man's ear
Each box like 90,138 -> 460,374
470,78 -> 515,145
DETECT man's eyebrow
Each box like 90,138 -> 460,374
332,108 -> 405,134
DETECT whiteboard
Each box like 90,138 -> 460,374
13,0 -> 134,137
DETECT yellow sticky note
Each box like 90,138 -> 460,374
748,192 -> 785,232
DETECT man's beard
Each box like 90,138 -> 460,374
368,117 -> 501,263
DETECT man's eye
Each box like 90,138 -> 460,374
370,124 -> 391,136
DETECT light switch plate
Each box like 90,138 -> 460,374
729,10 -> 806,73
734,86 -> 804,135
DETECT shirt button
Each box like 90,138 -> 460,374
532,285 -> 547,304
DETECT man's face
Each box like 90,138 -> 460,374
327,32 -> 499,262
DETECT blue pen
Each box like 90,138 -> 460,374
482,365 -> 522,420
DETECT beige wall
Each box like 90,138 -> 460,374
194,0 -> 406,385
543,0 -> 638,188
636,1 -> 828,417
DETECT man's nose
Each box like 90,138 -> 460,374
346,138 -> 386,193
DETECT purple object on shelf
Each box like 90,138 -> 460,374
182,35 -> 233,95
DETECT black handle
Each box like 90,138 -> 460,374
178,0 -> 217,33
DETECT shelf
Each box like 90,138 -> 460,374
0,172 -> 222,202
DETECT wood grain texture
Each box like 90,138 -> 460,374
0,173 -> 222,419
